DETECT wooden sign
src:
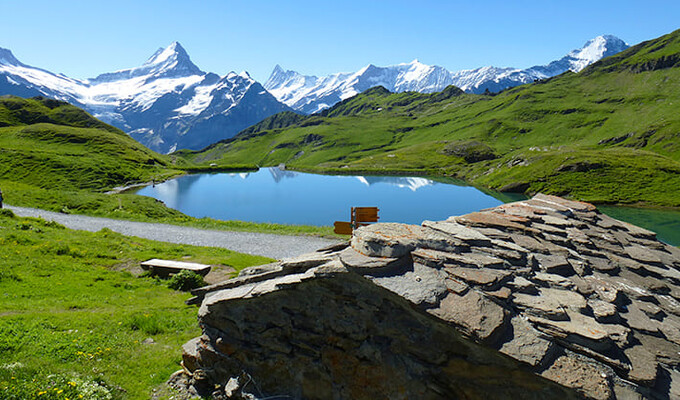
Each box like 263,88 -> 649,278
353,207 -> 379,222
334,221 -> 353,235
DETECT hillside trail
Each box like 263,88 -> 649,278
6,206 -> 340,261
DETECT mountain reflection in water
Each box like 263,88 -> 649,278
135,167 -> 499,226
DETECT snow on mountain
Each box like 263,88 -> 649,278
0,42 -> 290,153
265,35 -> 630,114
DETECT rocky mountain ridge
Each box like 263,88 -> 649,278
178,194 -> 680,399
265,35 -> 629,114
0,42 -> 291,153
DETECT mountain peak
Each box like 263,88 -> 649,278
91,41 -> 203,83
567,35 -> 629,72
0,47 -> 22,66
145,41 -> 189,66
143,41 -> 202,76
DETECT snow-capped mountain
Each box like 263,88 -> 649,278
0,42 -> 290,153
265,35 -> 629,114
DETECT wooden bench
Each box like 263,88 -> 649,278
140,259 -> 212,277
334,207 -> 379,235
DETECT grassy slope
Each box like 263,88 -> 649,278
0,96 -> 333,236
0,209 -> 271,399
185,30 -> 680,207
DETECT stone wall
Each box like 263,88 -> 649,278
180,194 -> 680,399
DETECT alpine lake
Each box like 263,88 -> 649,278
135,167 -> 680,246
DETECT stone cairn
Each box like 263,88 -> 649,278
178,194 -> 680,399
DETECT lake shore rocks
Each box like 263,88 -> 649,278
180,194 -> 680,399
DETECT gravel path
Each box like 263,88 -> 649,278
6,206 -> 340,260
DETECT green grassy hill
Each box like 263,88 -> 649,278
0,95 -> 333,235
184,29 -> 680,207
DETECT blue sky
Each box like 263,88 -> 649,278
1,0 -> 679,82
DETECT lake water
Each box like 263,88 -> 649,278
135,167 -> 680,246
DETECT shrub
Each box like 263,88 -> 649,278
166,270 -> 206,291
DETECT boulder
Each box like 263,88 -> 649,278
175,194 -> 680,400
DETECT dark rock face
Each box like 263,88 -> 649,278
180,194 -> 680,400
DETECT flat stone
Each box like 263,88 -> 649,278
625,245 -> 662,264
569,276 -> 594,296
657,315 -> 680,346
371,262 -> 448,307
621,222 -> 657,240
620,302 -> 661,335
611,230 -> 633,246
656,294 -> 680,317
531,311 -> 630,352
445,266 -> 510,287
506,276 -> 538,294
530,222 -> 567,236
280,252 -> 337,272
411,248 -> 505,269
623,345 -> 658,386
585,276 -> 624,304
540,214 -> 573,227
337,247 -> 407,272
533,193 -> 598,213
351,223 -> 465,257
566,227 -> 592,246
523,199 -> 573,215
495,203 -> 547,220
428,290 -> 507,343
499,316 -> 555,367
422,220 -> 492,245
585,254 -> 620,273
472,227 -> 512,240
454,211 -> 531,232
638,302 -> 664,320
608,275 -> 657,302
484,286 -> 512,300
541,353 -> 613,400
596,214 -> 627,230
534,253 -> 575,276
444,277 -> 469,295
588,299 -> 618,321
512,288 -> 587,320
532,272 -> 576,290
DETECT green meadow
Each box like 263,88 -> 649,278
0,209 -> 272,399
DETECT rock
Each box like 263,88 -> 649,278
506,276 -> 538,294
541,353 -> 612,400
411,248 -> 505,269
337,247 -> 407,272
512,288 -> 587,320
499,316 -> 555,367
530,311 -> 629,352
454,211 -> 531,232
351,223 -> 465,257
532,272 -> 575,289
625,245 -> 662,264
422,220 -> 491,245
533,254 -> 575,276
533,193 -> 597,213
428,290 -> 507,344
588,299 -> 618,322
621,302 -> 661,335
445,266 -> 510,288
371,262 -> 448,307
621,222 -> 657,240
624,345 -> 659,386
174,194 -> 680,400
